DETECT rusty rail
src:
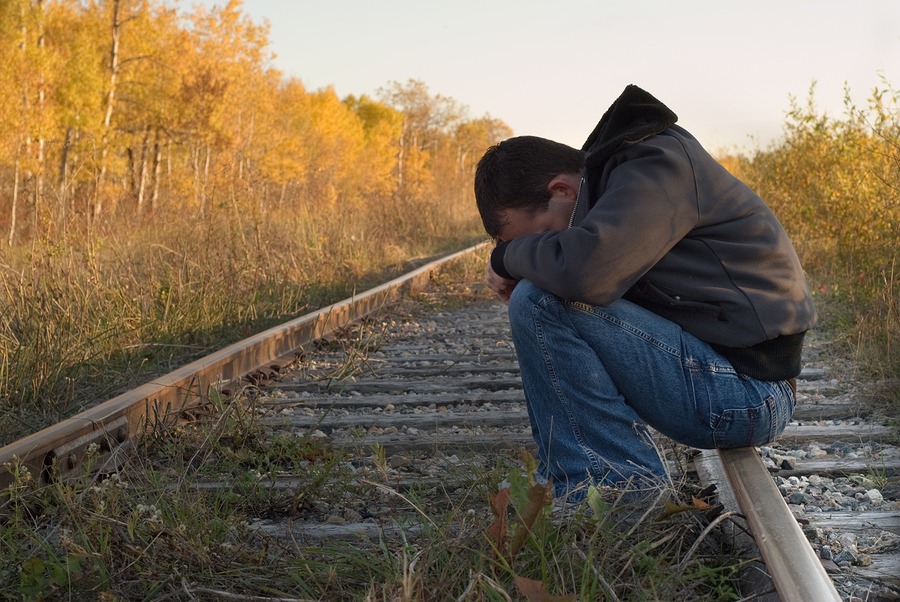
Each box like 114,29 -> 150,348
0,243 -> 488,490
710,447 -> 842,601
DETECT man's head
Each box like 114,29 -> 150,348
474,136 -> 584,240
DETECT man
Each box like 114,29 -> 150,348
474,85 -> 816,499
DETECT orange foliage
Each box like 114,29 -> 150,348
0,0 -> 512,243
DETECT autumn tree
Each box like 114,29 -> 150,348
378,79 -> 465,201
180,0 -> 273,216
0,0 -> 55,243
451,116 -> 513,198
248,77 -> 311,210
345,94 -> 403,201
45,1 -> 106,229
0,0 -> 27,243
112,1 -> 186,215
0,1 -> 510,246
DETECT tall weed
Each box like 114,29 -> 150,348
737,81 -> 899,407
0,188 -> 484,442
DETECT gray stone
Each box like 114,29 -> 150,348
833,549 -> 858,565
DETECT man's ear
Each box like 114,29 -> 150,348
547,174 -> 579,200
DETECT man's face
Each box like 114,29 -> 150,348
495,175 -> 580,242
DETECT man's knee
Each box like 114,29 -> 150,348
508,280 -> 545,326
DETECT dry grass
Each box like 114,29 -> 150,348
0,191 -> 486,443
729,82 -> 900,411
0,303 -> 742,601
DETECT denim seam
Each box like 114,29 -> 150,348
748,405 -> 757,445
566,301 -> 681,357
532,301 -> 607,481
766,394 -> 777,439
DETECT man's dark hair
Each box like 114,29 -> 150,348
474,135 -> 584,239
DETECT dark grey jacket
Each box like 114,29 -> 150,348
493,86 -> 816,379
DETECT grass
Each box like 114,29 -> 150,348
1,273 -> 746,601
0,198 -> 487,443
732,82 -> 900,413
0,413 -> 743,601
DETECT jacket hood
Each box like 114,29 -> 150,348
581,85 -> 678,171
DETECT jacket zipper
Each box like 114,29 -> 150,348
568,176 -> 584,229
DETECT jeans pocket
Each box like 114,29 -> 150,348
713,394 -> 789,449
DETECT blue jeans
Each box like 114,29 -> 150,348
507,281 -> 795,498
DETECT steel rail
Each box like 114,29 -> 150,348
716,447 -> 842,601
0,243 -> 488,490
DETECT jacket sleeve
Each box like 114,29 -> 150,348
499,134 -> 701,305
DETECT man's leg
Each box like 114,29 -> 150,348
507,282 -> 667,496
507,281 -> 794,498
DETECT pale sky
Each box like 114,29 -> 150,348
189,0 -> 900,153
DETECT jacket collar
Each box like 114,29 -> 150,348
581,85 -> 678,171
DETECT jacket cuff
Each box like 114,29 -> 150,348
490,242 -> 513,279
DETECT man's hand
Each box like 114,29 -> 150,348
485,261 -> 519,304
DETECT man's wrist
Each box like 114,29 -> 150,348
490,242 -> 513,280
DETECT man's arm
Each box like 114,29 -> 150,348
496,136 -> 699,305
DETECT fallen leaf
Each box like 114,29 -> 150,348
510,481 -> 552,557
691,495 -> 711,510
514,576 -> 576,602
656,499 -> 695,520
487,488 -> 510,558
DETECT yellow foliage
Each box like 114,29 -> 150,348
741,82 -> 900,387
0,0 -> 512,239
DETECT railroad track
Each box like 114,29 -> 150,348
1,245 -> 897,600
246,286 -> 898,600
